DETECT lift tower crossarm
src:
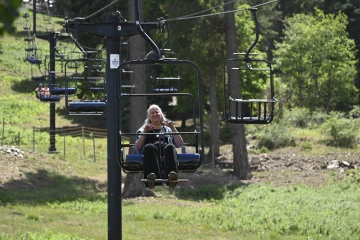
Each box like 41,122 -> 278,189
66,21 -> 159,38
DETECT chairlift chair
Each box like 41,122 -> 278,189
146,49 -> 181,93
64,58 -> 107,115
118,59 -> 204,179
223,8 -> 277,124
119,94 -> 203,174
49,82 -> 77,95
35,85 -> 61,103
26,54 -> 42,64
116,9 -> 205,185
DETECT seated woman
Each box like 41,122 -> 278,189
35,84 -> 43,99
43,85 -> 50,97
135,104 -> 183,189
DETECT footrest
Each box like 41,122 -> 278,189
141,179 -> 189,183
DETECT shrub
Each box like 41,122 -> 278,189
321,111 -> 358,148
219,121 -> 232,144
281,107 -> 328,129
300,142 -> 312,151
308,110 -> 328,128
257,122 -> 296,150
282,107 -> 311,128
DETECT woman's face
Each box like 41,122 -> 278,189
148,107 -> 162,124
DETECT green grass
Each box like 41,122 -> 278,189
1,174 -> 360,239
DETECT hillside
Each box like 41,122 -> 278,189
1,8 -> 360,194
0,3 -> 359,193
2,142 -> 360,194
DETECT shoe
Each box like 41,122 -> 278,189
168,171 -> 178,189
147,173 -> 156,189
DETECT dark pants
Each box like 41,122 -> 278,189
142,143 -> 178,180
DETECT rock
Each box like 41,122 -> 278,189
0,145 -> 25,158
327,160 -> 340,169
340,161 -> 353,168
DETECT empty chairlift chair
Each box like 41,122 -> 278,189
146,49 -> 181,93
64,59 -> 107,115
224,59 -> 277,124
223,8 -> 277,124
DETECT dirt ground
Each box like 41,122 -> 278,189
1,145 -> 360,192
180,145 -> 360,189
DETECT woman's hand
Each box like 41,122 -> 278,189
163,119 -> 174,129
143,124 -> 154,133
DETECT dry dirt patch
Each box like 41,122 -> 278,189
1,146 -> 359,191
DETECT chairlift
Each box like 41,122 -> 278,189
39,94 -> 61,103
32,76 -> 46,81
30,61 -> 46,81
23,24 -> 31,31
26,54 -> 42,64
117,11 -> 204,185
64,58 -> 107,115
25,45 -> 35,52
145,21 -> 181,93
223,8 -> 277,124
50,83 -> 77,95
120,65 -> 134,95
146,49 -> 181,93
35,85 -> 61,103
118,57 -> 204,180
24,36 -> 33,42
119,93 -> 203,174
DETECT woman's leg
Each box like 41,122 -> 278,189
164,144 -> 178,176
142,144 -> 160,179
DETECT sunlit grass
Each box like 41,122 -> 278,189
1,174 -> 360,239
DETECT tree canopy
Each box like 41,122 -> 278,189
273,9 -> 357,113
0,0 -> 23,36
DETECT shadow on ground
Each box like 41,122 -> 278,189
0,169 -> 106,204
56,105 -> 107,130
173,167 -> 250,201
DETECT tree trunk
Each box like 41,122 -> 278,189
209,60 -> 220,158
224,0 -> 250,179
122,0 -> 152,198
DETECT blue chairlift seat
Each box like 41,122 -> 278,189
123,152 -> 201,173
32,76 -> 46,81
67,100 -> 106,113
39,95 -> 61,103
26,55 -> 41,64
50,87 -> 77,95
151,87 -> 179,92
24,36 -> 33,41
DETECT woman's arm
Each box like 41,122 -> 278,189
135,131 -> 146,153
165,120 -> 183,148
134,125 -> 152,153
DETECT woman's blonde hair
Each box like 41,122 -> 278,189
143,104 -> 166,125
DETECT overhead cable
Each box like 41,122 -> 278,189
165,0 -> 278,22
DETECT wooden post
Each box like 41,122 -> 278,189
33,126 -> 35,152
82,126 -> 85,156
64,134 -> 66,159
93,137 -> 96,162
2,117 -> 4,146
